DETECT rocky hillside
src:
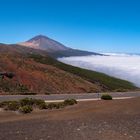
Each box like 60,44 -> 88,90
0,44 -> 137,94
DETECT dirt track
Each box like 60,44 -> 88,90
0,98 -> 140,140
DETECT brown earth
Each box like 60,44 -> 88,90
0,98 -> 139,140
0,52 -> 100,94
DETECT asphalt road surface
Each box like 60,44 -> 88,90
0,92 -> 140,102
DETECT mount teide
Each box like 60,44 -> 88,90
0,42 -> 137,94
19,35 -> 101,58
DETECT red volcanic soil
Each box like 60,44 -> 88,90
0,53 -> 100,94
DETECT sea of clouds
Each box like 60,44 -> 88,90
58,53 -> 140,87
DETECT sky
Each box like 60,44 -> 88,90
0,0 -> 140,53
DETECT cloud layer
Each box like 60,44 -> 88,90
58,54 -> 140,87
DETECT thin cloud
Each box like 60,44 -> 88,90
58,54 -> 140,87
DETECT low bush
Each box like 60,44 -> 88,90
54,103 -> 61,109
19,98 -> 35,106
0,101 -> 9,108
57,102 -> 65,108
46,102 -> 65,109
19,98 -> 46,108
0,98 -> 78,113
19,105 -> 33,113
3,101 -> 20,111
101,94 -> 112,100
54,102 -> 65,109
64,99 -> 77,105
38,102 -> 47,109
46,103 -> 57,109
33,99 -> 45,106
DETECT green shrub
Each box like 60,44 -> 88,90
46,103 -> 57,109
54,103 -> 61,109
19,98 -> 46,108
3,101 -> 19,111
19,98 -> 35,106
38,102 -> 47,109
64,99 -> 77,105
55,102 -> 65,109
101,94 -> 112,100
71,99 -> 77,104
0,98 -> 77,113
0,101 -> 9,108
33,99 -> 45,106
46,102 -> 66,109
19,105 -> 33,113
57,102 -> 65,108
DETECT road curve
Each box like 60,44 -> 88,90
0,92 -> 140,102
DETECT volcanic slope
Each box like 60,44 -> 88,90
19,35 -> 102,58
0,44 -> 137,94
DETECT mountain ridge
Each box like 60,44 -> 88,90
18,35 -> 102,58
0,43 -> 137,94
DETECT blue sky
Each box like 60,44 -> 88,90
0,0 -> 140,53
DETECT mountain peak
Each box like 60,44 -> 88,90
19,34 -> 69,52
28,35 -> 49,41
18,34 -> 101,57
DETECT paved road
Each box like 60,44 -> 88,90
0,92 -> 140,102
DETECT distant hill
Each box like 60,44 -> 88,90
19,35 -> 102,58
0,43 -> 137,94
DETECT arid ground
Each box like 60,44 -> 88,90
0,98 -> 140,140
